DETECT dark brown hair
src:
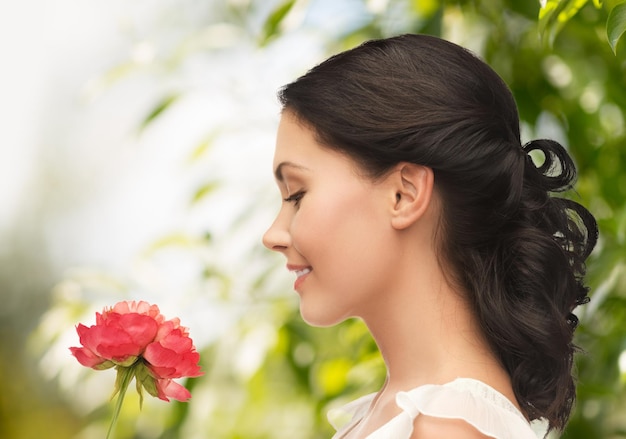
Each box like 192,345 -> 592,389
278,34 -> 598,432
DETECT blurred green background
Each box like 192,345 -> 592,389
1,0 -> 625,438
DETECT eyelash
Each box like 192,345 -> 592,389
283,191 -> 305,207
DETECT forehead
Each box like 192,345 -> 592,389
272,112 -> 321,172
274,112 -> 316,155
273,111 -> 367,182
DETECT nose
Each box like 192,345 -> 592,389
262,211 -> 291,253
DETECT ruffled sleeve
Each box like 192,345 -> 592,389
329,378 -> 548,439
389,379 -> 546,439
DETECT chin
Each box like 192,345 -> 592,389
299,303 -> 348,328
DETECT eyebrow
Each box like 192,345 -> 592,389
274,161 -> 309,182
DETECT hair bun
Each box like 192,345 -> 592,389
522,139 -> 597,262
523,139 -> 576,193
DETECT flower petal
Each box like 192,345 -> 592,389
112,301 -> 165,323
159,329 -> 193,353
156,379 -> 191,402
69,346 -> 108,368
116,313 -> 159,348
81,325 -> 138,359
143,342 -> 203,378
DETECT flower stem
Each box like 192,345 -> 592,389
106,366 -> 135,439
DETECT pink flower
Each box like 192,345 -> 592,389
69,301 -> 203,439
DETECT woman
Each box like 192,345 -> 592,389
262,34 -> 597,438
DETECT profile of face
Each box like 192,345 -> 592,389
263,112 -> 405,327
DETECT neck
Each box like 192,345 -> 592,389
360,261 -> 510,395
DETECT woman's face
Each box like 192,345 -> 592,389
263,112 -> 399,326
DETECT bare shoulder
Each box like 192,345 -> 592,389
411,415 -> 493,439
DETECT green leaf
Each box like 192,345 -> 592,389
93,359 -> 115,370
259,0 -> 296,46
191,181 -> 220,205
186,135 -> 215,164
135,361 -> 158,403
140,94 -> 178,131
115,355 -> 139,367
539,0 -> 566,44
607,1 -> 626,53
560,0 -> 591,20
539,0 -> 564,24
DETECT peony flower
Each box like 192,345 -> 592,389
70,301 -> 202,439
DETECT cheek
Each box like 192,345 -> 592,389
292,190 -> 387,260
289,198 -> 335,251
292,190 -> 355,238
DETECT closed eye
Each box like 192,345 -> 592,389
283,191 -> 305,207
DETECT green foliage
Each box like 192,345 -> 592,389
539,0 -> 626,52
608,1 -> 626,52
539,0 -> 591,46
259,0 -> 297,46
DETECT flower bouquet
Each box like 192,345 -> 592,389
70,301 -> 203,438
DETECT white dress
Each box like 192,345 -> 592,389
328,378 -> 549,439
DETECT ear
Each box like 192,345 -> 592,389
390,163 -> 434,230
